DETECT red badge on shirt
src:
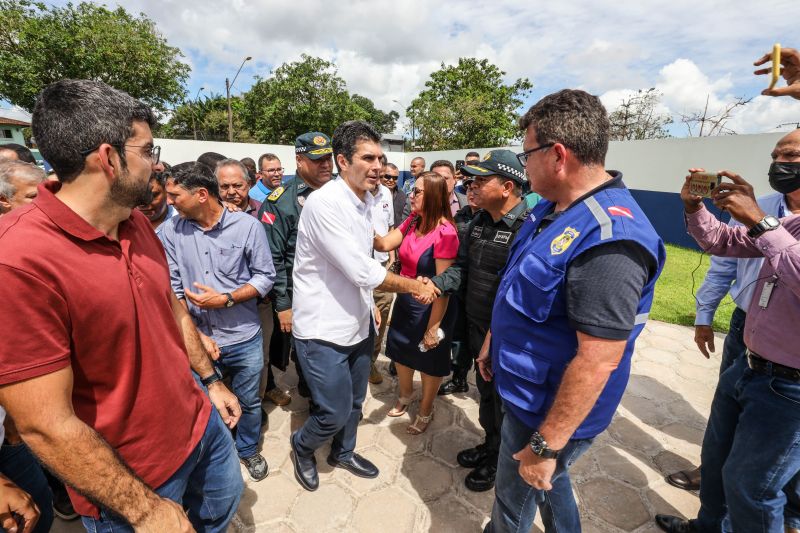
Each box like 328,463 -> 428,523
261,212 -> 276,225
608,206 -> 634,219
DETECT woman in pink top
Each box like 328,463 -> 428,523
374,171 -> 459,434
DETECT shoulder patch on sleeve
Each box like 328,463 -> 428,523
267,186 -> 285,202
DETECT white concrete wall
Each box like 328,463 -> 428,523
154,138 -> 406,175
406,132 -> 787,197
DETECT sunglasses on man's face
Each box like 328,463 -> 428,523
382,174 -> 398,181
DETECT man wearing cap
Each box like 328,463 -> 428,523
427,150 -> 531,493
258,132 -> 334,399
480,90 -> 664,533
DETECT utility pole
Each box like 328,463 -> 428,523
227,56 -> 251,142
191,87 -> 204,140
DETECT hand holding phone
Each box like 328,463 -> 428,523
688,172 -> 721,198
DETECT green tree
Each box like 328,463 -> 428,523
406,58 -> 533,151
608,88 -> 672,141
0,1 -> 190,112
156,94 -> 252,142
349,94 -> 399,134
242,55 -> 396,144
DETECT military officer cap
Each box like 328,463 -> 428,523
460,149 -> 526,185
295,132 -> 332,159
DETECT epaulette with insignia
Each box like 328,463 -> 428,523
267,186 -> 285,202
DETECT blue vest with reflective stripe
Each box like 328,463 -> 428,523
491,185 -> 665,439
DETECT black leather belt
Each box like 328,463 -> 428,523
747,350 -> 800,382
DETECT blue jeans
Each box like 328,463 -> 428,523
711,307 -> 800,529
216,331 -> 264,459
0,441 -> 53,533
81,410 -> 243,533
695,355 -> 800,533
719,307 -> 747,375
293,335 -> 372,460
488,409 -> 593,533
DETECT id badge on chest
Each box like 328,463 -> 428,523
758,276 -> 777,309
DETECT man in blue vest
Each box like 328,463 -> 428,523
481,89 -> 665,533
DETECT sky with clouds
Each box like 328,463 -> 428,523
5,0 -> 800,138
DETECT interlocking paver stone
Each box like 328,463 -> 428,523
290,483 -> 354,532
577,478 -> 651,530
352,487 -> 418,533
398,454 -> 454,502
51,321 -> 720,533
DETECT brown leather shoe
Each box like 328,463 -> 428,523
264,387 -> 291,407
665,466 -> 701,491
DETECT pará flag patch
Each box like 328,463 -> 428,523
261,211 -> 276,225
608,206 -> 634,219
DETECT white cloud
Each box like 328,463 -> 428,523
38,0 -> 800,137
601,58 -> 800,136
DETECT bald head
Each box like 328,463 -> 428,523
772,129 -> 800,161
0,160 -> 46,214
410,156 -> 426,178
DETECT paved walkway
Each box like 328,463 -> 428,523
53,320 -> 719,532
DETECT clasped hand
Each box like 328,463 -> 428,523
412,276 -> 441,305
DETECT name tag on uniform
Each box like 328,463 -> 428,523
759,278 -> 776,309
471,226 -> 483,239
494,231 -> 512,244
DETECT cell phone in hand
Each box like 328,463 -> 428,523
689,172 -> 722,198
769,43 -> 781,90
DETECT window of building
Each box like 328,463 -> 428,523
1,129 -> 12,139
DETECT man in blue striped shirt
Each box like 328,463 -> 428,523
160,162 -> 276,483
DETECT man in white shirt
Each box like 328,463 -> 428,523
289,121 -> 439,491
368,156 -> 396,384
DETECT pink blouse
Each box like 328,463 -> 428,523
396,215 -> 459,278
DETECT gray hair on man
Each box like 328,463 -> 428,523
215,159 -> 250,181
0,160 -> 46,200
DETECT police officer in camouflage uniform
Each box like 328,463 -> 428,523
428,150 -> 531,492
257,132 -> 334,397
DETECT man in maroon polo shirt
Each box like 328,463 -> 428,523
0,80 -> 244,533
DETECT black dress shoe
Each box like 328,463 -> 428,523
457,445 -> 491,468
290,433 -> 319,491
465,462 -> 496,492
655,515 -> 697,533
438,377 -> 469,396
327,453 -> 379,479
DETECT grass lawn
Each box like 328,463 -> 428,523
650,244 -> 735,333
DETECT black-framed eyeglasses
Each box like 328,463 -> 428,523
80,143 -> 161,165
411,187 -> 424,196
382,174 -> 398,181
516,143 -> 554,166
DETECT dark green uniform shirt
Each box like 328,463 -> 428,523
257,177 -> 315,312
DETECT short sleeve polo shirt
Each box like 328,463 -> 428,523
0,182 -> 211,518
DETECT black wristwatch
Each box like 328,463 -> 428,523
747,215 -> 781,239
530,431 -> 561,459
201,367 -> 223,388
223,292 -> 235,308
